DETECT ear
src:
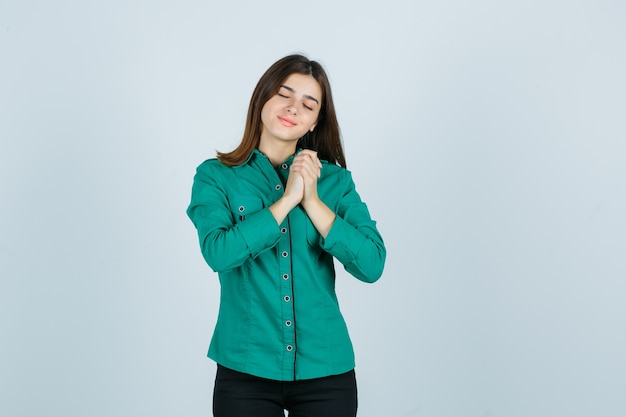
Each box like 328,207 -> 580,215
309,124 -> 316,132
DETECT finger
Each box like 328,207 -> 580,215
298,150 -> 322,166
303,152 -> 322,173
298,149 -> 317,157
298,157 -> 320,179
292,164 -> 317,182
293,159 -> 320,182
293,154 -> 319,173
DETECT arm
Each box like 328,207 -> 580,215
291,150 -> 336,239
186,162 -> 282,272
269,164 -> 305,225
320,171 -> 386,283
292,151 -> 386,283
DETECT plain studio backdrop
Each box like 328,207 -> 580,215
1,1 -> 625,416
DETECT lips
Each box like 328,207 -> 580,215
277,116 -> 296,127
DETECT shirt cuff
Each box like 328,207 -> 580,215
320,215 -> 366,265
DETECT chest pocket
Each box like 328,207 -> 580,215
230,195 -> 264,224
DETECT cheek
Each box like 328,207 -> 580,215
260,104 -> 272,126
305,112 -> 320,129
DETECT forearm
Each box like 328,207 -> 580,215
302,197 -> 336,239
310,169 -> 385,282
194,208 -> 281,272
269,194 -> 300,225
321,215 -> 386,282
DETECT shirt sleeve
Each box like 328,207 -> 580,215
320,171 -> 386,283
186,161 -> 282,273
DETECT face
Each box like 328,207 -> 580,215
259,73 -> 322,148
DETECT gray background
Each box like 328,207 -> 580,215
1,1 -> 625,416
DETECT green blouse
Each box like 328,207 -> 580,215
187,149 -> 386,381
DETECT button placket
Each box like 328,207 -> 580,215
263,155 -> 296,378
278,216 -> 296,371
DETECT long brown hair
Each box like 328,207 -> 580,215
217,54 -> 346,168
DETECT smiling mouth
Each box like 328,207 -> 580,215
278,116 -> 296,127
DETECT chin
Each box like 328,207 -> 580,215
277,132 -> 304,142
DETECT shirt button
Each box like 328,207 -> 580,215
275,184 -> 282,191
284,296 -> 291,302
238,206 -> 245,212
281,163 -> 289,169
282,274 -> 289,280
286,345 -> 293,352
285,320 -> 292,327
280,227 -> 287,234
281,251 -> 288,258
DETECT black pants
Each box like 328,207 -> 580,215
213,365 -> 358,417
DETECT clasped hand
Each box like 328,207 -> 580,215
270,149 -> 335,238
283,149 -> 322,207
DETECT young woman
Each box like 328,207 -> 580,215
187,54 -> 386,417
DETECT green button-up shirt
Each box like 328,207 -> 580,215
187,149 -> 385,381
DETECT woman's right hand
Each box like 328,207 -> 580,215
283,168 -> 305,205
269,170 -> 303,225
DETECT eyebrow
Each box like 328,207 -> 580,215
280,85 -> 320,105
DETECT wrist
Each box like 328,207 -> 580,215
280,193 -> 301,210
269,195 -> 299,225
301,198 -> 336,239
301,194 -> 321,210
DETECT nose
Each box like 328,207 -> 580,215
286,102 -> 297,115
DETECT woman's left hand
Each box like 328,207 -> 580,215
290,150 -> 322,205
290,150 -> 336,238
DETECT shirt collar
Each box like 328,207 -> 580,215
236,148 -> 303,168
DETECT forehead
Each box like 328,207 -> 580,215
281,73 -> 322,99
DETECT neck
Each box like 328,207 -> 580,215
258,138 -> 297,167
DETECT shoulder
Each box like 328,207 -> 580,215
322,162 -> 353,180
195,158 -> 233,177
320,162 -> 357,191
196,158 -> 224,171
192,159 -> 239,191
